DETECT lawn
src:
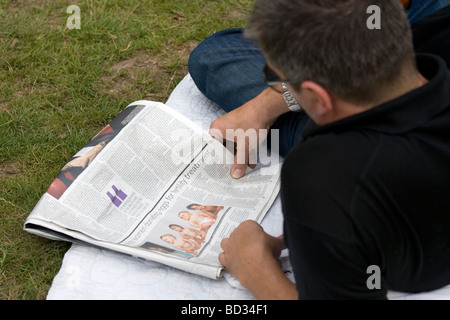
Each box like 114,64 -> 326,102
0,0 -> 253,300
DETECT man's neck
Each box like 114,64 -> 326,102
327,71 -> 429,125
371,71 -> 429,108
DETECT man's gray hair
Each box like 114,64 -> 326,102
245,0 -> 416,104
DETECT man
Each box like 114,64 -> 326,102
188,0 -> 450,299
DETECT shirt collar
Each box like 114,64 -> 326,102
302,54 -> 450,139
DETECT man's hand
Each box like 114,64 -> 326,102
219,220 -> 298,300
219,221 -> 284,277
209,88 -> 289,179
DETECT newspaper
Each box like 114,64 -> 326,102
24,100 -> 281,280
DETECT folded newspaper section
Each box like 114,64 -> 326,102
24,100 -> 281,280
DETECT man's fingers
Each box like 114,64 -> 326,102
232,148 -> 258,178
209,127 -> 225,143
232,141 -> 249,179
231,163 -> 247,179
221,237 -> 228,248
218,252 -> 226,267
210,119 -> 261,179
219,238 -> 229,267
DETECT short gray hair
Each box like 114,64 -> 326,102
245,0 -> 416,104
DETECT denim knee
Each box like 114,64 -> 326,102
187,28 -> 267,112
188,41 -> 208,95
188,28 -> 245,96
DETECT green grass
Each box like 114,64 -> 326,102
0,0 -> 253,300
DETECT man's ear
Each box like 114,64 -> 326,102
300,81 -> 334,117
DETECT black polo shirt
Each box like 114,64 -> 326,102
281,53 -> 450,300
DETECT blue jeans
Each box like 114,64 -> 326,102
188,2 -> 449,157
408,0 -> 450,23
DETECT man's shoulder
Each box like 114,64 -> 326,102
282,130 -> 378,185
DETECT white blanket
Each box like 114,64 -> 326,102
47,74 -> 450,300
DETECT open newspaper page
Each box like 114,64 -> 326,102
24,100 -> 281,279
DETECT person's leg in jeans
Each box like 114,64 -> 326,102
188,28 -> 309,157
408,0 -> 450,23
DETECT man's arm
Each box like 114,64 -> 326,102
219,220 -> 298,300
210,88 -> 290,179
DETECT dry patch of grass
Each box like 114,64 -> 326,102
102,40 -> 199,101
0,162 -> 22,178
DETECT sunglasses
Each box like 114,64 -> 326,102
263,64 -> 293,94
